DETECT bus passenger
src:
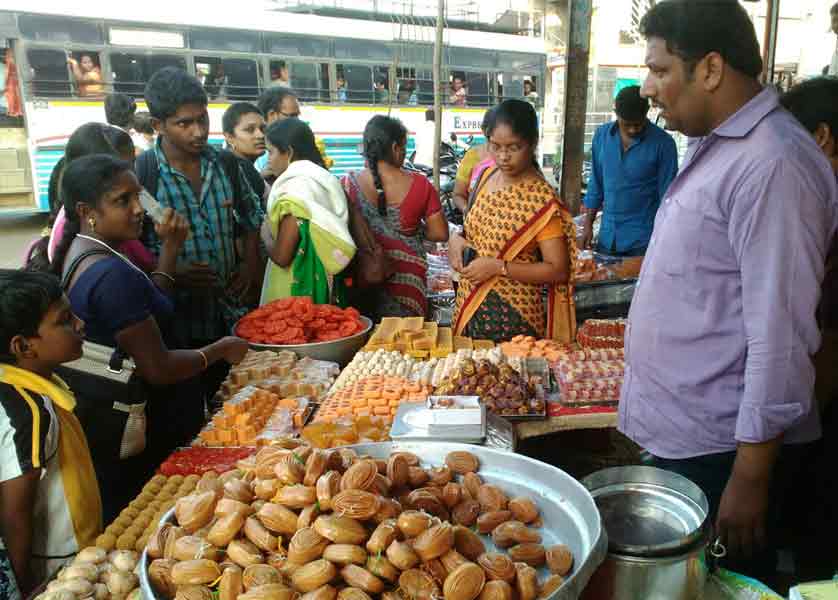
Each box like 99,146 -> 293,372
140,67 -> 263,403
374,75 -> 390,104
450,75 -> 467,107
223,102 -> 268,204
260,119 -> 355,307
336,75 -> 348,103
342,116 -> 449,320
105,93 -> 150,154
271,62 -> 290,87
67,54 -> 103,98
132,111 -> 156,151
256,87 -> 302,180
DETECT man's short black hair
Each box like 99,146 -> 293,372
222,102 -> 262,135
133,111 -> 154,135
0,270 -> 63,363
640,0 -> 763,78
144,67 -> 207,121
104,93 -> 137,129
780,76 -> 838,138
257,87 -> 297,118
614,85 -> 649,121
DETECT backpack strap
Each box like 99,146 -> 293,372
135,149 -> 160,199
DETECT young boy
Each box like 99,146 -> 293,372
140,67 -> 264,397
0,270 -> 101,595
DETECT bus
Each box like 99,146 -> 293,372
0,2 -> 547,214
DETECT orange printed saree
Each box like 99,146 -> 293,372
453,168 -> 577,343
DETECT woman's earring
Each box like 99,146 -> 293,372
88,217 -> 96,231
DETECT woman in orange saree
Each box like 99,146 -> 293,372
450,100 -> 577,343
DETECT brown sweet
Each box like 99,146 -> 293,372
341,564 -> 385,595
175,492 -> 217,534
254,480 -> 281,501
170,559 -> 222,586
366,556 -> 399,583
406,490 -> 446,518
514,563 -> 539,600
219,566 -> 244,600
407,467 -> 430,488
398,569 -> 440,600
313,515 -> 368,545
172,536 -> 224,563
242,565 -> 282,590
396,510 -> 433,538
300,585 -> 338,600
442,483 -> 463,509
224,479 -> 255,504
443,562 -> 485,600
323,544 -> 368,566
288,528 -> 330,564
238,583 -> 297,600
146,524 -> 172,560
274,454 -> 305,486
539,575 -> 564,599
366,520 -> 399,555
462,473 -> 483,499
476,553 -> 515,583
413,522 -> 455,562
545,545 -> 574,576
148,558 -> 178,599
491,521 -> 541,549
273,485 -> 317,509
337,588 -> 373,600
216,498 -> 254,518
444,451 -> 480,475
476,511 -> 513,535
227,539 -> 266,568
386,454 -> 409,489
507,498 -> 539,524
163,526 -> 187,559
291,559 -> 338,593
452,500 -> 481,527
428,466 -> 453,486
476,485 -> 508,513
244,517 -> 279,553
507,544 -> 545,568
316,471 -> 342,511
257,503 -> 300,537
453,525 -> 486,561
175,585 -> 214,600
207,511 -> 247,549
479,581 -> 513,600
304,450 -> 329,486
298,504 -> 321,530
341,460 -> 379,491
390,451 -> 420,467
385,540 -> 420,571
439,549 -> 469,574
332,489 -> 381,521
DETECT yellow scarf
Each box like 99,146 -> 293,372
0,364 -> 102,547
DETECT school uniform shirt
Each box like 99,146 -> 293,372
619,87 -> 838,459
145,139 -> 263,344
584,120 -> 678,254
0,384 -> 75,579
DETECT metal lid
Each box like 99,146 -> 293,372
582,466 -> 710,557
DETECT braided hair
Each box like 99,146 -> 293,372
50,154 -> 133,277
362,115 -> 408,216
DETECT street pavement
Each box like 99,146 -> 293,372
0,215 -> 47,269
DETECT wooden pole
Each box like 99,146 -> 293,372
761,0 -> 780,84
559,0 -> 593,215
432,0 -> 444,190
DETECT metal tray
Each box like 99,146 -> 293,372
233,316 -> 373,367
140,442 -> 606,600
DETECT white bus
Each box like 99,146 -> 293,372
0,2 -> 547,214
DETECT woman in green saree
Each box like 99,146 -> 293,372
259,118 -> 356,306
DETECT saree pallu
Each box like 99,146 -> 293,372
454,169 -> 577,343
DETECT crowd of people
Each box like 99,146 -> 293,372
1,0 -> 838,595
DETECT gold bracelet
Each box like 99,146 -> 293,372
196,350 -> 209,370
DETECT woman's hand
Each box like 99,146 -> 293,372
156,208 -> 190,249
462,257 -> 502,285
218,337 -> 250,364
449,232 -> 468,272
260,218 -> 275,250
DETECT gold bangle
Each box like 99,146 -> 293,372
196,350 -> 209,370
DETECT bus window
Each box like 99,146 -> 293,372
449,71 -> 491,107
190,28 -> 260,53
195,57 -> 259,100
19,14 -> 103,45
334,39 -> 393,62
269,60 -> 290,87
25,48 -> 71,98
67,51 -> 104,98
288,62 -> 329,103
373,67 -> 390,105
265,34 -> 331,59
338,64 -> 373,104
111,53 -> 187,97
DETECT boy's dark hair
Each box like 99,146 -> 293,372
133,111 -> 154,135
640,0 -> 763,79
223,102 -> 263,135
0,270 -> 63,363
104,93 -> 137,129
615,85 -> 650,121
144,67 -> 207,121
265,118 -> 325,169
257,87 -> 297,118
375,74 -> 388,87
51,155 -> 133,277
425,108 -> 435,121
780,76 -> 838,137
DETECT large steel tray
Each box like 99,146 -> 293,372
140,442 -> 606,600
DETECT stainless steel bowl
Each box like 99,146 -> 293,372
141,442 -> 606,600
233,315 -> 373,366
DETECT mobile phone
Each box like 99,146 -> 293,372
463,246 -> 477,267
140,189 -> 192,239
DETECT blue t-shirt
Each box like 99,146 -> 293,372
67,257 -> 175,348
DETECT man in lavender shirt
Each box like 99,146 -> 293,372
621,0 -> 838,577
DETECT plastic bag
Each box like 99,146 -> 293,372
705,568 -> 783,600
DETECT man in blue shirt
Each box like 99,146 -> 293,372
582,85 -> 678,256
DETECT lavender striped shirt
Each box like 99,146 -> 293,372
619,88 -> 838,459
